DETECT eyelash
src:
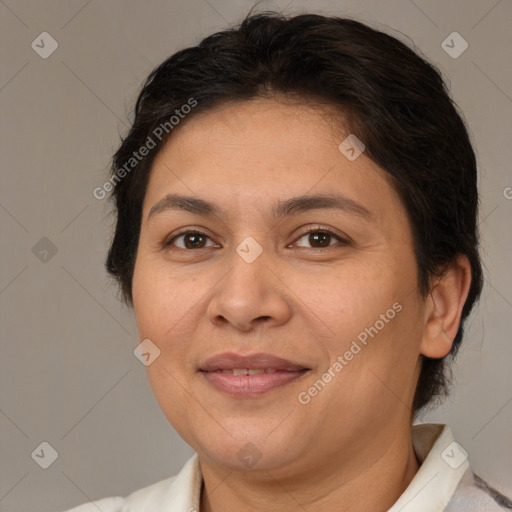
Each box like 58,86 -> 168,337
162,226 -> 350,251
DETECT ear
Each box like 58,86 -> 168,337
420,254 -> 472,358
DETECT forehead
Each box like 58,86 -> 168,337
143,98 -> 403,224
166,97 -> 347,152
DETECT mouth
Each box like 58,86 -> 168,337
216,368 -> 284,375
199,352 -> 311,397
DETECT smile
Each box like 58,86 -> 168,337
220,368 -> 278,375
198,352 -> 311,396
200,368 -> 310,396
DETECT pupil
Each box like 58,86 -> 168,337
311,233 -> 329,247
185,234 -> 205,249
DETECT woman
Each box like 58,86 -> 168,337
66,11 -> 511,512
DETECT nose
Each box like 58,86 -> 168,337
206,245 -> 292,332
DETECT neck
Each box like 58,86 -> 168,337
199,427 -> 420,512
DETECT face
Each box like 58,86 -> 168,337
132,98 -> 428,477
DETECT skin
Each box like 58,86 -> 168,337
131,97 -> 471,512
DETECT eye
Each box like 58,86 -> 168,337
162,227 -> 350,251
163,229 -> 218,250
293,227 -> 350,249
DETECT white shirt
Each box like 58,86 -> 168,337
63,423 -> 511,511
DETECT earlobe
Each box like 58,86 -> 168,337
420,254 -> 472,359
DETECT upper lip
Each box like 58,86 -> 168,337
199,352 -> 310,372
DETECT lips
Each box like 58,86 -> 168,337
200,352 -> 309,372
199,352 -> 310,396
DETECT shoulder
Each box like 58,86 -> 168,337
61,475 -> 178,512
60,454 -> 201,512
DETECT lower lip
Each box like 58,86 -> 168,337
200,370 -> 309,396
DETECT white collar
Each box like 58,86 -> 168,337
387,423 -> 469,511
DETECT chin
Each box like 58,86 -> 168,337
201,440 -> 301,473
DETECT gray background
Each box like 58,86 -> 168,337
1,0 -> 511,510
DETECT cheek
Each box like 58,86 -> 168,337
290,263 -> 399,342
296,264 -> 420,390
133,257 -> 191,338
132,258 -> 211,389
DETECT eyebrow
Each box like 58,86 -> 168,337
147,193 -> 375,222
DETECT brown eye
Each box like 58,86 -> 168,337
307,232 -> 331,248
295,228 -> 349,249
164,230 -> 217,250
